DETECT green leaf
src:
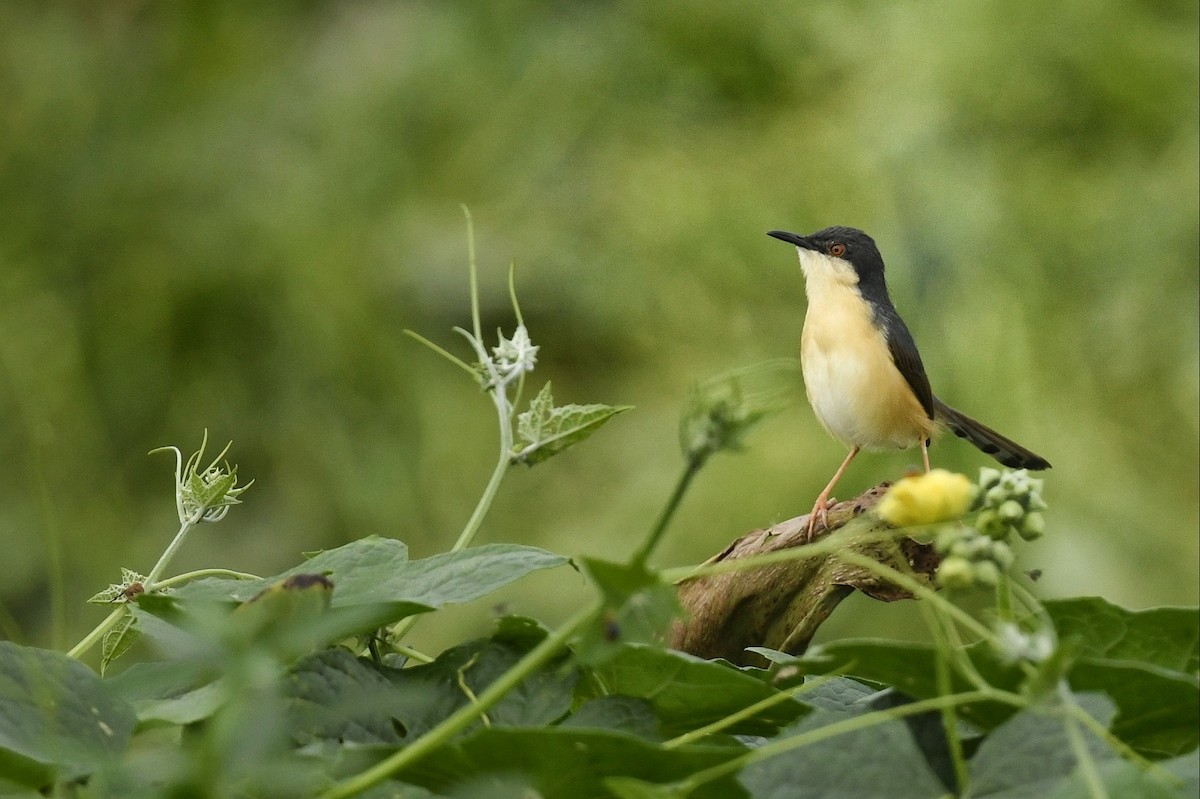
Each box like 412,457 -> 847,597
969,692 -> 1119,797
562,696 -> 663,740
738,702 -> 948,798
587,644 -> 809,738
379,618 -> 577,738
176,538 -> 566,612
169,539 -> 569,642
1049,750 -> 1199,799
401,727 -> 744,799
1043,598 -> 1200,757
512,381 -> 632,465
99,612 -> 138,675
0,642 -> 136,786
1044,598 -> 1199,674
575,557 -> 681,666
284,649 -> 405,745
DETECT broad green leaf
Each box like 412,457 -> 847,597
562,696 -> 662,740
738,701 -> 948,799
401,727 -> 744,799
1066,657 -> 1199,758
166,539 -> 569,644
1049,751 -> 1199,799
969,692 -> 1119,798
284,649 -> 405,745
1044,598 -> 1199,674
0,642 -> 136,786
381,617 -> 577,737
587,644 -> 809,738
175,538 -> 566,611
512,381 -> 632,465
1044,598 -> 1199,757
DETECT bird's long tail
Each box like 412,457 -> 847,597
932,398 -> 1051,470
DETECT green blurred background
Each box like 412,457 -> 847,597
1,2 -> 1196,661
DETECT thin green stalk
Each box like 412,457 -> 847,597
452,397 -> 513,552
144,508 -> 205,589
154,568 -> 261,589
1058,683 -> 1108,799
462,205 -> 482,345
633,455 -> 704,566
834,549 -> 994,641
995,573 -> 1015,623
323,601 -> 601,799
930,609 -> 972,793
660,523 -> 904,584
66,606 -> 125,659
678,689 -> 1022,794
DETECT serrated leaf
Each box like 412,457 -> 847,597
512,382 -> 631,465
0,642 -> 136,785
100,613 -> 138,675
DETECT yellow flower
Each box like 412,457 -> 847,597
875,469 -> 973,527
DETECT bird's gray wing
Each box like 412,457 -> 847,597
882,313 -> 935,420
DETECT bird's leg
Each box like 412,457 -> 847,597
921,438 -> 930,472
806,445 -> 860,540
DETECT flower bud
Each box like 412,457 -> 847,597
937,556 -> 975,590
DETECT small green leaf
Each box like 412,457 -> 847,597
0,642 -> 136,785
99,612 -> 138,675
512,382 -> 631,465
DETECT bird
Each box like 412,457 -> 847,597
766,225 -> 1050,538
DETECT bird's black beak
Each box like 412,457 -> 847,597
767,230 -> 817,251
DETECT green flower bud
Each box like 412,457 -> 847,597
998,499 -> 1025,523
937,556 -> 975,590
973,560 -> 1001,586
978,467 -> 1002,490
985,486 -> 1008,507
1017,512 -> 1045,541
976,509 -> 1008,540
936,527 -> 966,553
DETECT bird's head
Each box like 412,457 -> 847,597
767,226 -> 886,289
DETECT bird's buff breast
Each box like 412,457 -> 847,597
800,287 -> 934,450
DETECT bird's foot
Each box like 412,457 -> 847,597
805,495 -> 833,541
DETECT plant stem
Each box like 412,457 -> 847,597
322,601 -> 601,799
145,509 -> 204,589
452,395 -> 513,553
66,606 -> 126,659
633,455 -> 704,566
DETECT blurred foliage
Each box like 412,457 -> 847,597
0,1 -> 1196,659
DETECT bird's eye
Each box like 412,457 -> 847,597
829,242 -> 846,257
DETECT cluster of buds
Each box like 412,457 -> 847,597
973,467 -> 1047,542
933,468 -> 1047,590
